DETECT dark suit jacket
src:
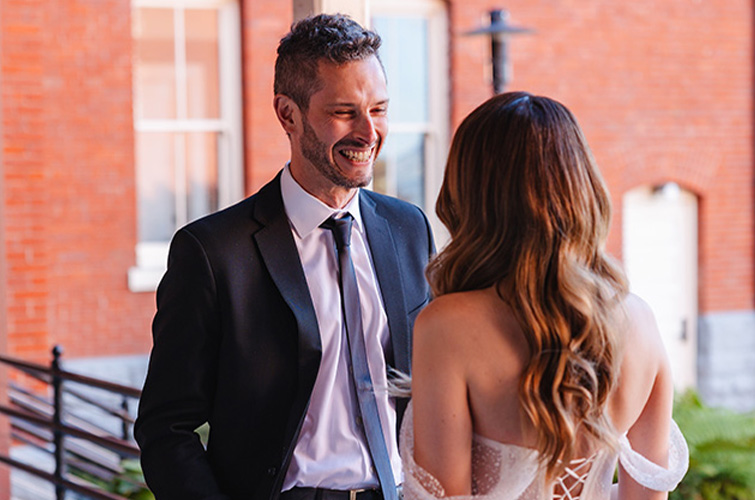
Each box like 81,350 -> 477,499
135,173 -> 435,500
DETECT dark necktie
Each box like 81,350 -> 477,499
320,215 -> 397,500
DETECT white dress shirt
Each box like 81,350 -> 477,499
280,165 -> 402,491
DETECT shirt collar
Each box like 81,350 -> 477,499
280,164 -> 364,239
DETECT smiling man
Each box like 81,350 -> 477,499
135,14 -> 435,500
274,19 -> 389,206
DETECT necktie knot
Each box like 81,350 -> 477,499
321,214 -> 353,251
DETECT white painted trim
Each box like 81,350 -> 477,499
133,0 -> 235,7
423,2 -> 449,244
135,119 -> 226,132
128,241 -> 170,292
387,122 -> 433,133
137,241 -> 171,267
174,132 -> 188,227
174,8 -> 189,120
218,1 -> 245,204
295,0 -> 368,24
369,0 -> 445,17
128,266 -> 167,292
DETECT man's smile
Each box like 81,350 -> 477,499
338,145 -> 377,164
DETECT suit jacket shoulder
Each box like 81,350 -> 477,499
360,190 -> 434,252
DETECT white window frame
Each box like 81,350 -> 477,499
369,0 -> 449,241
129,0 -> 243,292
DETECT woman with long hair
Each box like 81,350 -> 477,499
400,92 -> 688,500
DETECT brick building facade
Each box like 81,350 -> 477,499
0,0 -> 753,493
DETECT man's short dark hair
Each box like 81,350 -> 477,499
274,13 -> 382,110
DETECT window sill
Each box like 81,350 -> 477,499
128,266 -> 165,293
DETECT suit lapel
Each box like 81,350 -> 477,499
360,192 -> 411,374
253,175 -> 321,364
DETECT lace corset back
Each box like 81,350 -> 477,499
552,456 -> 598,500
461,432 -> 615,500
400,403 -> 688,500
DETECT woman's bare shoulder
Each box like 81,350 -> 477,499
610,293 -> 672,432
415,289 -> 519,339
622,293 -> 667,360
413,289 -> 525,372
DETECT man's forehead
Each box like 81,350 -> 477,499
310,57 -> 388,101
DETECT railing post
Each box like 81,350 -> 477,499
52,345 -> 66,500
121,397 -> 129,441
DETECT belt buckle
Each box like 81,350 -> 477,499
349,489 -> 367,500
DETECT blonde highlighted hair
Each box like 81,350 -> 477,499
428,92 -> 629,479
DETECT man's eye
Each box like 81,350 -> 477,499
334,110 -> 354,116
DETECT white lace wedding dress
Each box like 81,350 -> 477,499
400,403 -> 689,500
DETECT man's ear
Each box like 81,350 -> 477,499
274,94 -> 300,135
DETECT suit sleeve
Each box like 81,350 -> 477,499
135,228 -> 230,500
420,206 -> 436,265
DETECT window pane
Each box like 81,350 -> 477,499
185,9 -> 220,119
372,16 -> 429,123
134,8 -> 176,120
185,132 -> 219,222
136,132 -> 176,242
374,132 -> 425,207
394,133 -> 425,207
373,155 -> 388,195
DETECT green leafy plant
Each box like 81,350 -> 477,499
69,457 -> 154,499
670,390 -> 755,500
111,459 -> 156,500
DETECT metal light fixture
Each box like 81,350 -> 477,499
653,182 -> 681,200
465,9 -> 534,94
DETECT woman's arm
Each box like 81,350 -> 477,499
411,299 -> 475,496
617,296 -> 675,500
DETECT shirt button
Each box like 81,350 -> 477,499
267,466 -> 277,476
356,416 -> 363,427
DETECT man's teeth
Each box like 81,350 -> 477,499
341,149 -> 372,162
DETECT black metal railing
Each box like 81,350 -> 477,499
0,346 -> 147,500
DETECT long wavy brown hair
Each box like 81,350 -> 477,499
427,92 -> 629,479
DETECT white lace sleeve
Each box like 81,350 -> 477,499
618,419 -> 689,491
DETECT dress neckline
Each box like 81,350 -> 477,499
473,432 -> 605,468
473,433 -> 538,454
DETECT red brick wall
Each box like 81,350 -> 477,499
242,0 -> 292,194
2,0 -> 154,363
0,0 -> 752,360
449,0 -> 754,313
3,0 -> 50,361
0,0 -> 9,483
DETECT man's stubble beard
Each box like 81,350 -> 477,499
300,114 -> 374,189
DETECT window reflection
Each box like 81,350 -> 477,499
134,8 -> 176,120
185,9 -> 220,119
375,133 -> 426,208
136,131 -> 176,242
133,7 -> 223,243
186,132 -> 219,222
373,16 -> 429,123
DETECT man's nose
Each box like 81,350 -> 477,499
354,113 -> 378,144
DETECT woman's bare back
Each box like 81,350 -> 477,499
410,287 -> 676,499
